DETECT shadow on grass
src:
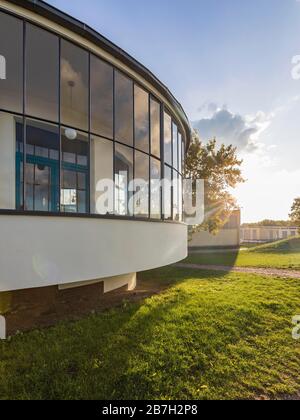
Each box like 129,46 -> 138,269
248,237 -> 300,254
183,248 -> 240,272
1,266 -> 222,400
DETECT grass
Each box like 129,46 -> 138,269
1,266 -> 300,400
186,237 -> 300,270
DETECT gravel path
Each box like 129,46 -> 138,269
175,263 -> 300,279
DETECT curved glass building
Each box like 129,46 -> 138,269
0,0 -> 191,338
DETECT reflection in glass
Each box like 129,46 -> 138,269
178,132 -> 182,174
115,71 -> 133,146
178,175 -> 183,222
25,120 -> 59,212
61,128 -> 89,213
134,150 -> 149,218
181,135 -> 185,174
163,165 -> 172,220
150,158 -> 161,219
115,143 -> 133,215
90,56 -> 113,139
164,112 -> 172,166
90,135 -> 114,215
0,113 -> 22,210
172,123 -> 178,171
0,12 -> 23,113
61,40 -> 89,130
134,85 -> 149,153
150,98 -> 161,158
173,170 -> 179,221
26,24 -> 59,122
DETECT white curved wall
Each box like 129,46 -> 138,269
0,215 -> 187,292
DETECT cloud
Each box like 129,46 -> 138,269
192,105 -> 274,153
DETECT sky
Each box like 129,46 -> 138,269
47,0 -> 300,223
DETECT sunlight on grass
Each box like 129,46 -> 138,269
0,267 -> 300,400
186,237 -> 300,270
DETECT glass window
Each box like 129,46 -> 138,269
134,85 -> 149,153
114,143 -> 133,216
173,170 -> 179,221
0,12 -> 23,113
61,40 -> 89,130
0,112 -> 23,210
25,120 -> 59,212
150,158 -> 161,219
178,132 -> 182,174
90,135 -> 114,215
150,98 -> 161,158
163,165 -> 172,220
61,127 -> 89,213
115,71 -> 133,147
134,150 -> 149,218
178,175 -> 183,222
26,24 -> 59,122
90,56 -> 113,139
172,123 -> 178,171
164,111 -> 172,166
181,136 -> 185,174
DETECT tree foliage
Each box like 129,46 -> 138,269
185,130 -> 244,234
290,198 -> 300,233
242,220 -> 294,227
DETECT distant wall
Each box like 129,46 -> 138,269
240,227 -> 298,243
190,228 -> 240,249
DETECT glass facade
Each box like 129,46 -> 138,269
0,9 -> 186,222
26,24 -> 59,122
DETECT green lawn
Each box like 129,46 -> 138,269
186,237 -> 300,270
1,267 -> 300,400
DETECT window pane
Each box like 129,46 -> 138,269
134,150 -> 149,218
61,40 -> 89,130
172,123 -> 178,171
26,24 -> 59,122
164,112 -> 172,166
150,158 -> 161,219
90,135 -> 113,215
90,56 -> 113,139
61,127 -> 89,213
150,98 -> 161,158
0,112 -> 23,209
134,85 -> 149,153
114,143 -> 133,215
25,120 -> 59,212
115,71 -> 133,146
178,175 -> 183,222
173,170 -> 179,221
0,12 -> 23,113
181,136 -> 185,174
163,165 -> 172,220
178,132 -> 182,174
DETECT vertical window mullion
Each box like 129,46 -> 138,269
88,53 -> 91,214
58,37 -> 62,213
148,95 -> 151,219
22,21 -> 26,211
161,104 -> 165,220
113,68 -> 116,215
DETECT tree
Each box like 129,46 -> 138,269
185,130 -> 245,234
290,198 -> 300,233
